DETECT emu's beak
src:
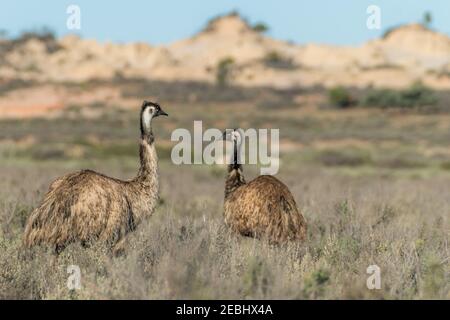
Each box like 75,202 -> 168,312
157,108 -> 168,117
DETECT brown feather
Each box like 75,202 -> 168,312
224,167 -> 307,244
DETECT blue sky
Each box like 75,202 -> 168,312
1,1 -> 449,45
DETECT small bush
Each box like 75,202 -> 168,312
328,87 -> 356,108
252,22 -> 269,33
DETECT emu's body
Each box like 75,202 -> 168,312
223,131 -> 307,244
23,102 -> 166,253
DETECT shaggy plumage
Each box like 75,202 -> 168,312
223,129 -> 307,244
23,101 -> 168,254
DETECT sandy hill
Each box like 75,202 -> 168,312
1,13 -> 450,89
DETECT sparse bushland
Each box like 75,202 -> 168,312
361,83 -> 438,110
0,26 -> 61,55
328,83 -> 440,111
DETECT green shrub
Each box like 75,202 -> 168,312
252,22 -> 269,33
263,51 -> 296,70
302,268 -> 330,299
328,87 -> 356,108
362,83 -> 438,109
362,88 -> 401,108
216,57 -> 234,87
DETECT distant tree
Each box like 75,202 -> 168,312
422,11 -> 433,28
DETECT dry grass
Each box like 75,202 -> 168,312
0,162 -> 448,299
0,91 -> 449,299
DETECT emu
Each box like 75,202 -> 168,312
23,101 -> 168,254
222,129 -> 307,244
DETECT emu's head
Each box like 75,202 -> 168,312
140,101 -> 168,135
222,128 -> 243,147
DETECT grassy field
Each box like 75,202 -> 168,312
0,88 -> 449,299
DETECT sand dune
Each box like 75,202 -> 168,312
1,13 -> 450,89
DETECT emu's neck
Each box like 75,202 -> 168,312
135,133 -> 158,189
225,141 -> 245,198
